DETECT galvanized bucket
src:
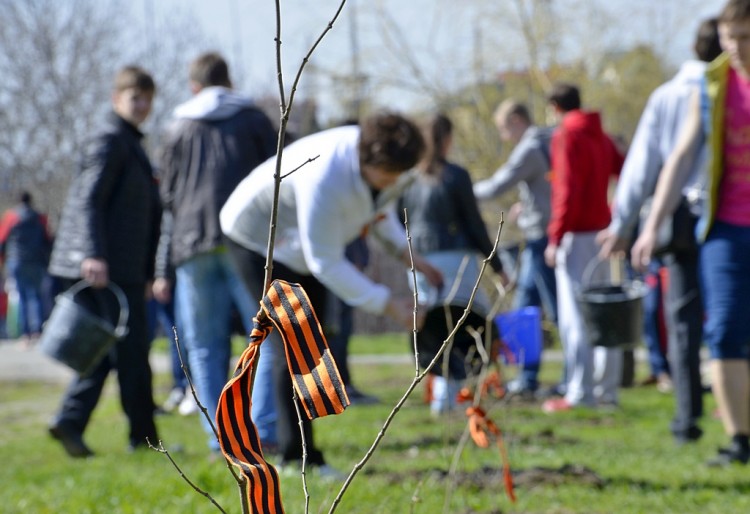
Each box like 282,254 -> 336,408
576,258 -> 646,349
38,281 -> 129,375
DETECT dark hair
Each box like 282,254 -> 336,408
547,83 -> 581,112
695,18 -> 722,62
19,191 -> 32,205
419,113 -> 452,176
720,0 -> 750,23
189,52 -> 232,88
358,112 -> 425,173
113,65 -> 155,93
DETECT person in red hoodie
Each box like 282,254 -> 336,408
542,83 -> 625,412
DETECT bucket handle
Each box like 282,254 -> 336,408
582,256 -> 628,288
65,280 -> 130,338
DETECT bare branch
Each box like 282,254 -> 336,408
147,439 -> 229,514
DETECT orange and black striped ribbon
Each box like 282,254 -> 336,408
216,279 -> 350,513
466,406 -> 516,503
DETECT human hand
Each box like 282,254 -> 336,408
81,258 -> 109,288
508,202 -> 523,224
384,296 -> 425,331
544,243 -> 558,268
596,228 -> 629,259
412,254 -> 444,289
630,229 -> 656,273
152,277 -> 173,304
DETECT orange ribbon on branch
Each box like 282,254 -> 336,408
466,406 -> 516,503
216,280 -> 350,513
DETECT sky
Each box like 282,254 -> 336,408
134,0 -> 727,124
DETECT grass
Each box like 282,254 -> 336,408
1,334 -> 748,513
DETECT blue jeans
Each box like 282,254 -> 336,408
701,221 -> 750,360
147,295 -> 186,390
7,260 -> 47,336
643,260 -> 669,377
513,237 -> 558,390
175,248 -> 262,451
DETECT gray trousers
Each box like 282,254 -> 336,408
664,247 -> 704,437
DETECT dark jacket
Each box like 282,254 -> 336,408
0,203 -> 52,267
48,113 -> 162,285
398,161 -> 504,274
156,87 -> 277,272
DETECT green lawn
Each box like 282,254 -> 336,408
1,334 -> 747,513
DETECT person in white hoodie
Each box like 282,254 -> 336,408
597,19 -> 721,444
152,52 -> 277,455
221,112 -> 443,473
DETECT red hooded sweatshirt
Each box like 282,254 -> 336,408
547,110 -> 623,245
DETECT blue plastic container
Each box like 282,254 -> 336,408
494,306 -> 542,366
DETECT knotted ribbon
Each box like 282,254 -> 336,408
216,279 -> 350,513
466,406 -> 516,502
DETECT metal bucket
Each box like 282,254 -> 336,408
410,251 -> 500,379
412,250 -> 495,318
576,258 -> 646,349
38,281 -> 129,375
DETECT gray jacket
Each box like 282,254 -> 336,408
156,87 -> 276,272
473,126 -> 552,241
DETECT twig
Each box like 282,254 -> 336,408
169,327 -> 247,508
280,155 -> 320,180
147,438 -> 228,514
328,214 -> 505,513
403,209 -> 421,376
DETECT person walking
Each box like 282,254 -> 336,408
474,99 -> 558,396
541,83 -> 624,413
221,111 -> 442,474
0,191 -> 53,344
598,17 -> 721,444
47,65 -> 161,457
633,0 -> 750,466
153,52 -> 277,454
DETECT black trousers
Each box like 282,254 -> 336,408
53,279 -> 157,447
226,240 -> 326,465
664,246 -> 704,438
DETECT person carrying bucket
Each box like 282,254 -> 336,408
46,66 -> 161,458
633,0 -> 750,467
541,84 -> 625,413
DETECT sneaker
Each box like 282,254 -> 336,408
277,461 -> 346,481
314,464 -> 347,481
542,397 -> 574,413
178,394 -> 200,416
656,373 -> 673,394
49,423 -> 94,458
162,387 -> 186,413
346,386 -> 380,406
706,445 -> 750,467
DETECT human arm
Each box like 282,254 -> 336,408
473,141 -> 548,200
71,131 -> 129,286
453,166 -> 508,281
630,90 -> 703,271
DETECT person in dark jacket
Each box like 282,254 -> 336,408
47,65 -> 162,457
152,52 -> 277,455
398,113 -> 509,415
0,191 -> 53,342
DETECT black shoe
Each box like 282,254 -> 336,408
706,445 -> 750,467
346,386 -> 380,406
673,426 -> 703,446
49,423 -> 94,458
